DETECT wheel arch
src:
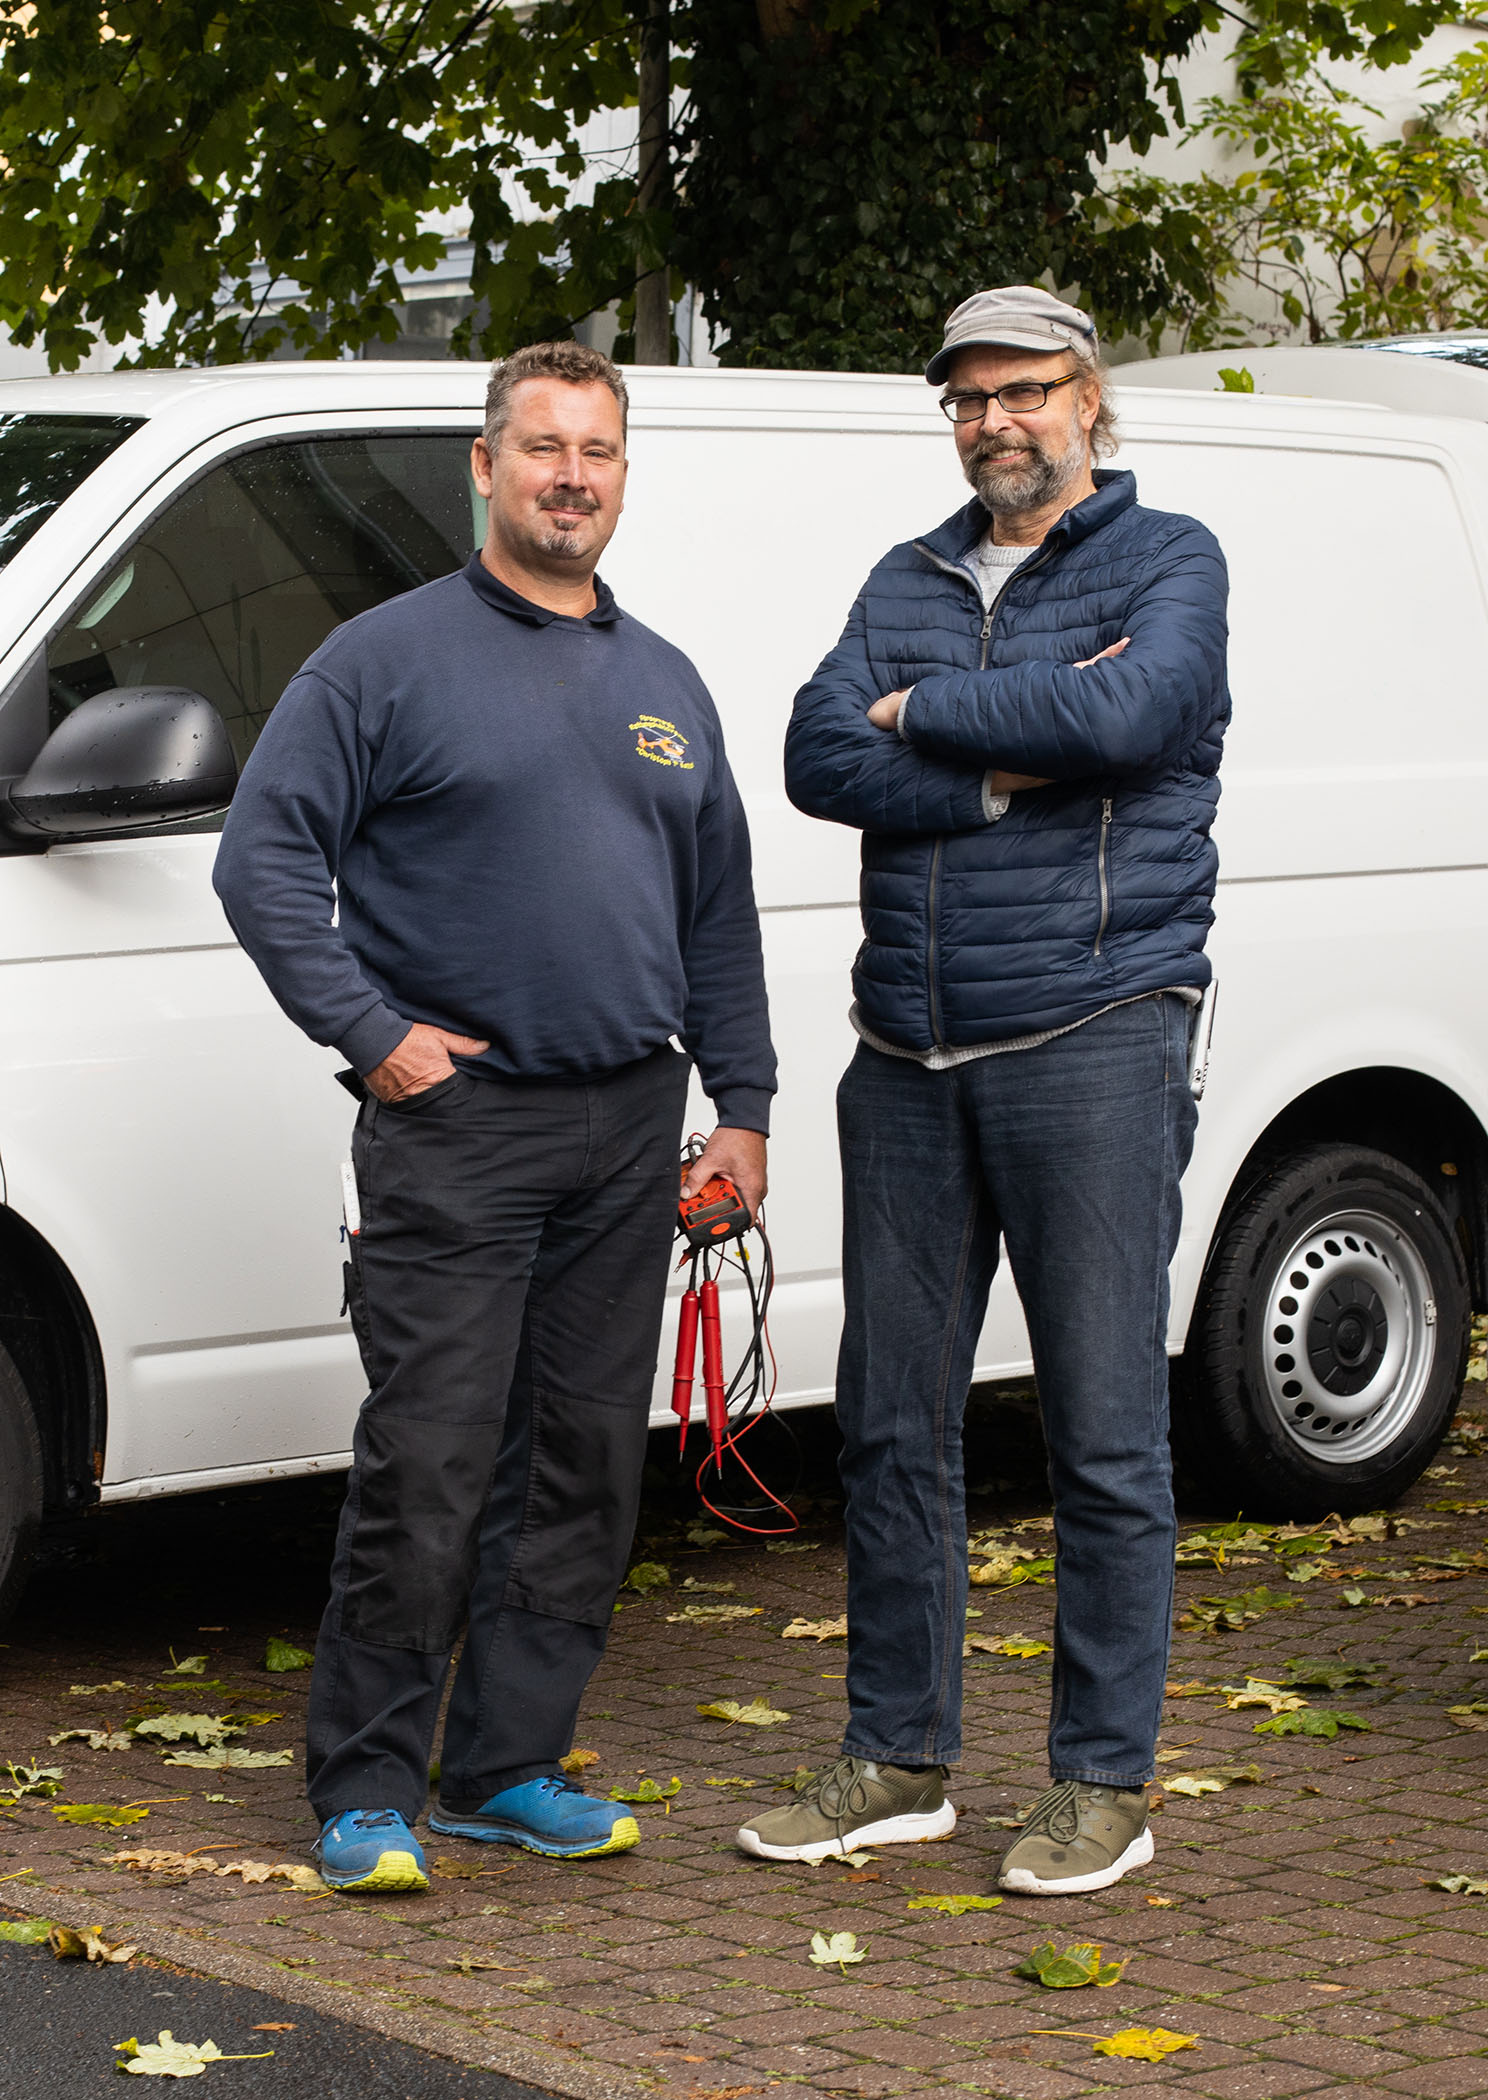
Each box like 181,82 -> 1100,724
0,1206 -> 105,1517
1205,1065 -> 1488,1313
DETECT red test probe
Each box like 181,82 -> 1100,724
669,1136 -> 796,1536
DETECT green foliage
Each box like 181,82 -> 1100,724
0,0 -> 1464,374
1095,24 -> 1488,348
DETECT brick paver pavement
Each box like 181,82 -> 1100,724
4,1349 -> 1488,2099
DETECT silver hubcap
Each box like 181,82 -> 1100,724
1259,1208 -> 1436,1464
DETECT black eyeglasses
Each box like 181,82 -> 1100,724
939,372 -> 1080,423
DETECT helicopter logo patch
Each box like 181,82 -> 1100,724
631,715 -> 694,769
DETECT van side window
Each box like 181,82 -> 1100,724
46,432 -> 480,773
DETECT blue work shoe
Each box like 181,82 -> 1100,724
428,1776 -> 640,1859
313,1809 -> 429,1892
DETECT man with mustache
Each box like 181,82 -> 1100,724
746,287 -> 1228,1893
215,342 -> 774,1891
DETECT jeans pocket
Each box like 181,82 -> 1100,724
378,1070 -> 476,1116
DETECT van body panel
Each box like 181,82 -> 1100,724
0,365 -> 1482,1497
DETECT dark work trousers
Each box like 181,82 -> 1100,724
835,993 -> 1198,1790
306,1046 -> 692,1826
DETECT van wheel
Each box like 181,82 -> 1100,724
0,1342 -> 41,1623
1175,1143 -> 1470,1519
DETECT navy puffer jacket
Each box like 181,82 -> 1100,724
784,469 -> 1229,1050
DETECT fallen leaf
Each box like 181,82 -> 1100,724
681,1578 -> 736,1593
624,1562 -> 671,1594
1015,1941 -> 1125,1989
231,1714 -> 283,1728
161,1655 -> 207,1678
106,1851 -> 326,1891
1340,1588 -> 1368,1608
685,1523 -> 730,1547
1428,1498 -> 1488,1514
70,1682 -> 129,1696
132,1715 -> 240,1748
0,1918 -> 54,1942
969,1551 -> 1055,1589
48,1730 -> 132,1752
250,2025 -> 295,2033
1368,1594 -> 1430,1609
1254,1709 -> 1370,1739
1279,1658 -> 1382,1690
1163,1680 -> 1222,1698
1094,2027 -> 1198,2061
808,1930 -> 866,1970
1161,1761 -> 1263,1796
446,1955 -> 524,1975
0,1762 -> 65,1804
1429,1874 -> 1488,1895
1144,1894 -> 1174,1907
114,2031 -> 272,2077
782,1616 -> 847,1642
559,1749 -> 600,1775
665,1605 -> 762,1624
263,1638 -> 313,1674
696,1699 -> 790,1726
1181,1586 -> 1299,1633
608,1777 -> 681,1805
765,1540 -> 819,1553
703,1776 -> 755,1788
49,1923 -> 136,1963
52,1804 -> 150,1827
1224,1679 -> 1308,1714
906,1893 -> 1003,1914
162,1747 -> 293,1770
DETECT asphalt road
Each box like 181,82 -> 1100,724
1,1942 -> 547,2098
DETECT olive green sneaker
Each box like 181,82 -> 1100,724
736,1754 -> 955,1862
996,1780 -> 1152,1895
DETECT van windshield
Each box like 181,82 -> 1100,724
0,413 -> 143,570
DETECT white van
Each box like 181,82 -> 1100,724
0,360 -> 1483,1616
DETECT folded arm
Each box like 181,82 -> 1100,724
897,534 -> 1228,777
784,591 -> 993,835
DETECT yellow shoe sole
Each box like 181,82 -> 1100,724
548,1813 -> 640,1859
331,1849 -> 429,1893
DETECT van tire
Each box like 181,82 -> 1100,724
0,1341 -> 42,1624
1175,1143 -> 1469,1518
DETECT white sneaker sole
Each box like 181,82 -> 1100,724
998,1824 -> 1153,1896
736,1799 -> 957,1862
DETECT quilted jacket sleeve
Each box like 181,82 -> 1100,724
784,589 -> 992,835
897,523 -> 1228,778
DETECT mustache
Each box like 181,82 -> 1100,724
539,489 -> 600,517
967,435 -> 1045,472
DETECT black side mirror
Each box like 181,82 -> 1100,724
1,687 -> 237,843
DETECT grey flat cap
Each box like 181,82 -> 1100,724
926,286 -> 1099,385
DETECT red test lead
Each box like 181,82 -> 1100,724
671,1280 -> 700,1455
699,1275 -> 726,1469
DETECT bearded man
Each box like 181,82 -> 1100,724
744,286 -> 1229,1894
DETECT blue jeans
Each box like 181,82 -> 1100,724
835,993 -> 1198,1789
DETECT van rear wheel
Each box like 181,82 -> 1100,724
1175,1143 -> 1470,1518
0,1340 -> 42,1623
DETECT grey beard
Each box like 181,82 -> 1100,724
967,438 -> 1084,518
536,522 -> 588,559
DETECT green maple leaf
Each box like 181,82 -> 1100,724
1015,1941 -> 1126,1989
1254,1708 -> 1370,1738
607,1776 -> 682,1804
161,1654 -> 207,1677
0,1919 -> 54,1943
623,1562 -> 671,1595
263,1638 -> 313,1674
907,1893 -> 1003,1914
161,1747 -> 293,1770
52,1804 -> 150,1826
1279,1658 -> 1382,1689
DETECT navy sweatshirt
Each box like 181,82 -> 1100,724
213,556 -> 776,1133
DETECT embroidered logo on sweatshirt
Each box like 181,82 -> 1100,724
631,715 -> 694,769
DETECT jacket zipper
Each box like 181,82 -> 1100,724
909,536 -> 1059,1046
1094,797 -> 1113,956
